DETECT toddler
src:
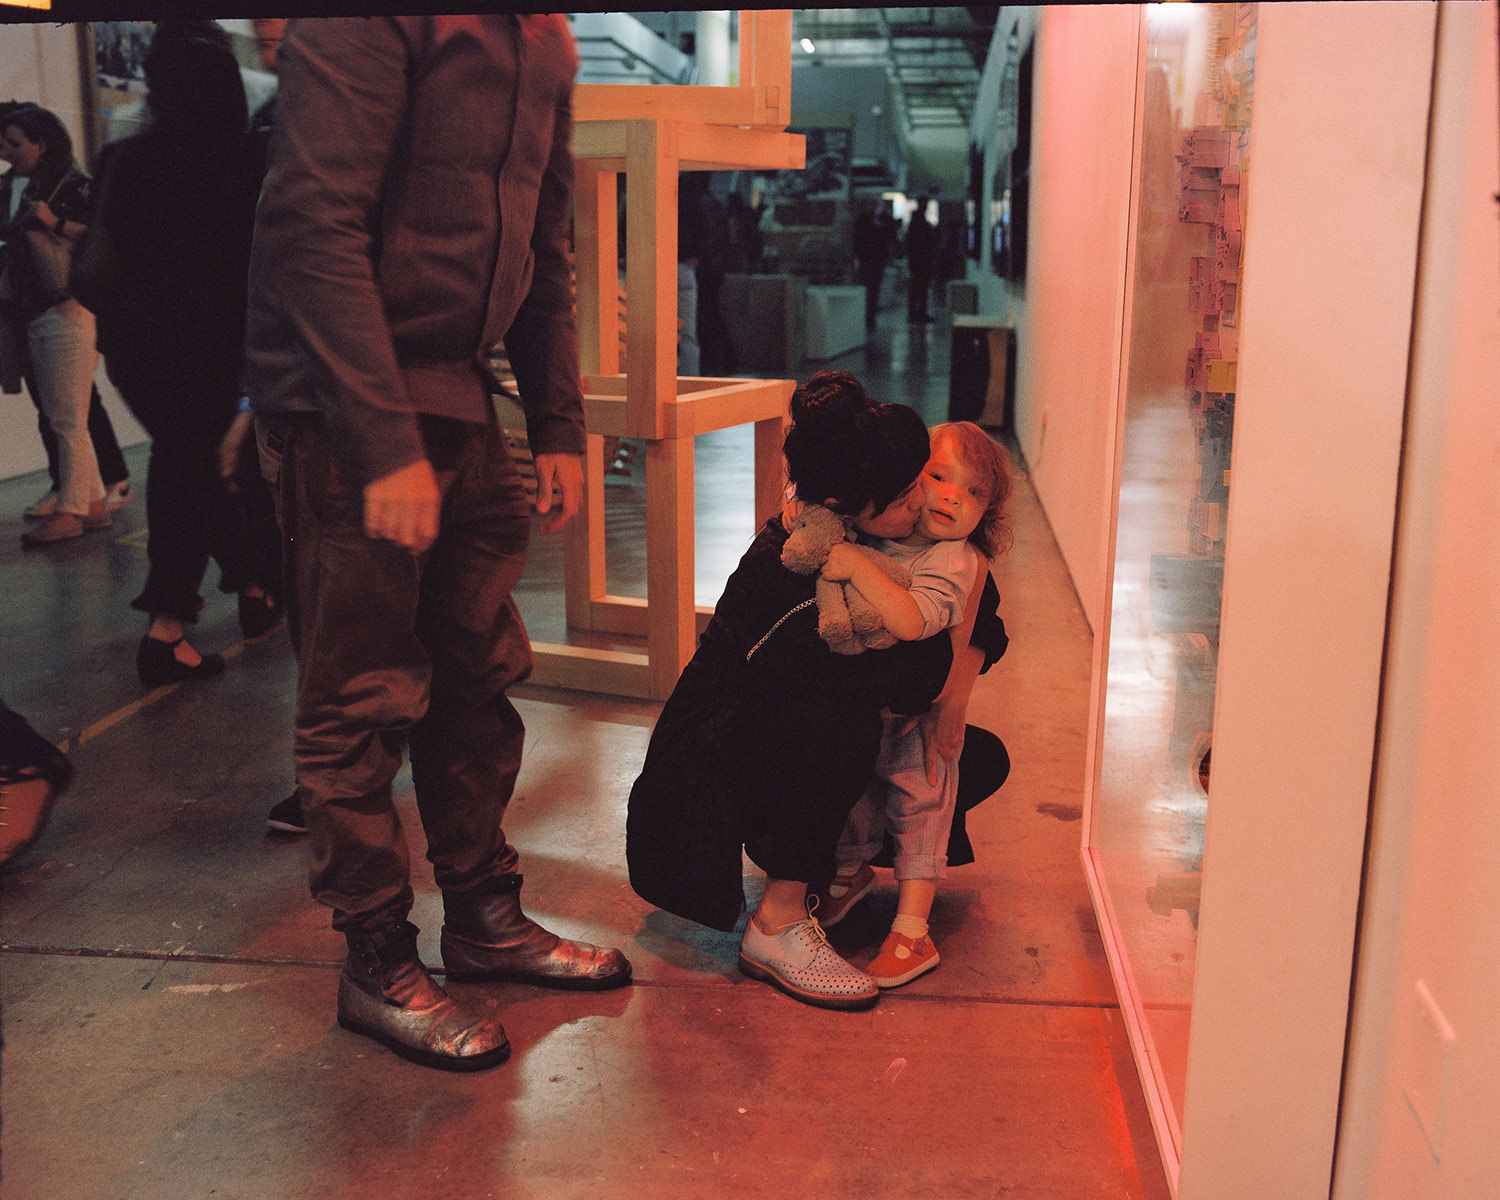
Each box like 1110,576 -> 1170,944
816,420 -> 1013,985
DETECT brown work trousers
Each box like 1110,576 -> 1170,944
261,412 -> 533,933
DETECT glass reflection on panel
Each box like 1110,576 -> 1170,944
1094,1 -> 1256,1155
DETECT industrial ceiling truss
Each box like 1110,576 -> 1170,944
792,7 -> 997,132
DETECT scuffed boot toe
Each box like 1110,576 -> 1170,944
441,926 -> 633,990
336,972 -> 509,1071
441,875 -> 634,991
338,920 -> 509,1071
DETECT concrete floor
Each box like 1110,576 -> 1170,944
0,302 -> 1170,1199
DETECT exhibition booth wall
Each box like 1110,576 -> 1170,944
1010,3 -> 1500,1195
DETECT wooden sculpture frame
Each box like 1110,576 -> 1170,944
522,12 -> 805,700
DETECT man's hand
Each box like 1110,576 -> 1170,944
217,411 -> 253,492
533,452 -> 583,534
364,458 -> 441,554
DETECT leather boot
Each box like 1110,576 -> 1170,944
441,874 -> 632,990
337,920 -> 510,1071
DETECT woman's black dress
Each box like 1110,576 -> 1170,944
626,517 -> 1005,932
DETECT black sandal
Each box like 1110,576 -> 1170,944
238,592 -> 284,641
137,636 -> 227,687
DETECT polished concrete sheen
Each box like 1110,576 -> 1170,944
0,311 -> 1169,1198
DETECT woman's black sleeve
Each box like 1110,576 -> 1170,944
970,573 -> 1009,673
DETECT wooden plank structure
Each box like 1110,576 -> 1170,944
523,11 -> 805,700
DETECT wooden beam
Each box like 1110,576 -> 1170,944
588,595 -> 715,639
563,432 -> 608,630
587,169 -> 620,376
624,119 -> 677,440
675,123 -> 804,170
645,436 -> 697,698
527,643 -> 654,699
582,378 -> 794,439
572,121 -> 630,161
575,83 -> 788,129
738,10 -> 792,127
755,413 -> 790,527
577,120 -> 804,173
660,380 -> 793,437
572,169 -> 599,362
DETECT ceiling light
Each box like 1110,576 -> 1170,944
801,38 -> 816,54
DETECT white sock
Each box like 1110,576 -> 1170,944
891,913 -> 929,941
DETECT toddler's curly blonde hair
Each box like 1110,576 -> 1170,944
928,421 -> 1014,560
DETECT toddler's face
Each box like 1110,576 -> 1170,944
913,434 -> 987,543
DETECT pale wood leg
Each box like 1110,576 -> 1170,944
753,413 -> 789,529
573,163 -> 606,374
566,164 -> 616,635
564,432 -> 607,630
645,434 -> 696,699
624,120 -> 677,440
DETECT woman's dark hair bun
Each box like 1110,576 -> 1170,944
783,369 -> 928,519
788,369 -> 871,431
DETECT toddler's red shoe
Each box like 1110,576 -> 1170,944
866,929 -> 940,988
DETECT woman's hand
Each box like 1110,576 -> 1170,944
897,695 -> 969,786
23,200 -> 77,241
926,694 -> 969,779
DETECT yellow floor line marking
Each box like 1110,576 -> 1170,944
59,637 -> 253,753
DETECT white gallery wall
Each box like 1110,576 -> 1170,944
1002,2 -> 1500,1194
1333,2 -> 1500,1196
1173,3 -> 1434,1194
1011,5 -> 1138,635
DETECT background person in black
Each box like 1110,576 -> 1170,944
904,195 -> 939,323
853,202 -> 896,330
88,24 -> 281,684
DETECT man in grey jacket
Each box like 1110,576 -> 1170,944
247,16 -> 630,1072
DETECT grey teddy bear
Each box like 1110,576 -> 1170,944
780,503 -> 912,655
